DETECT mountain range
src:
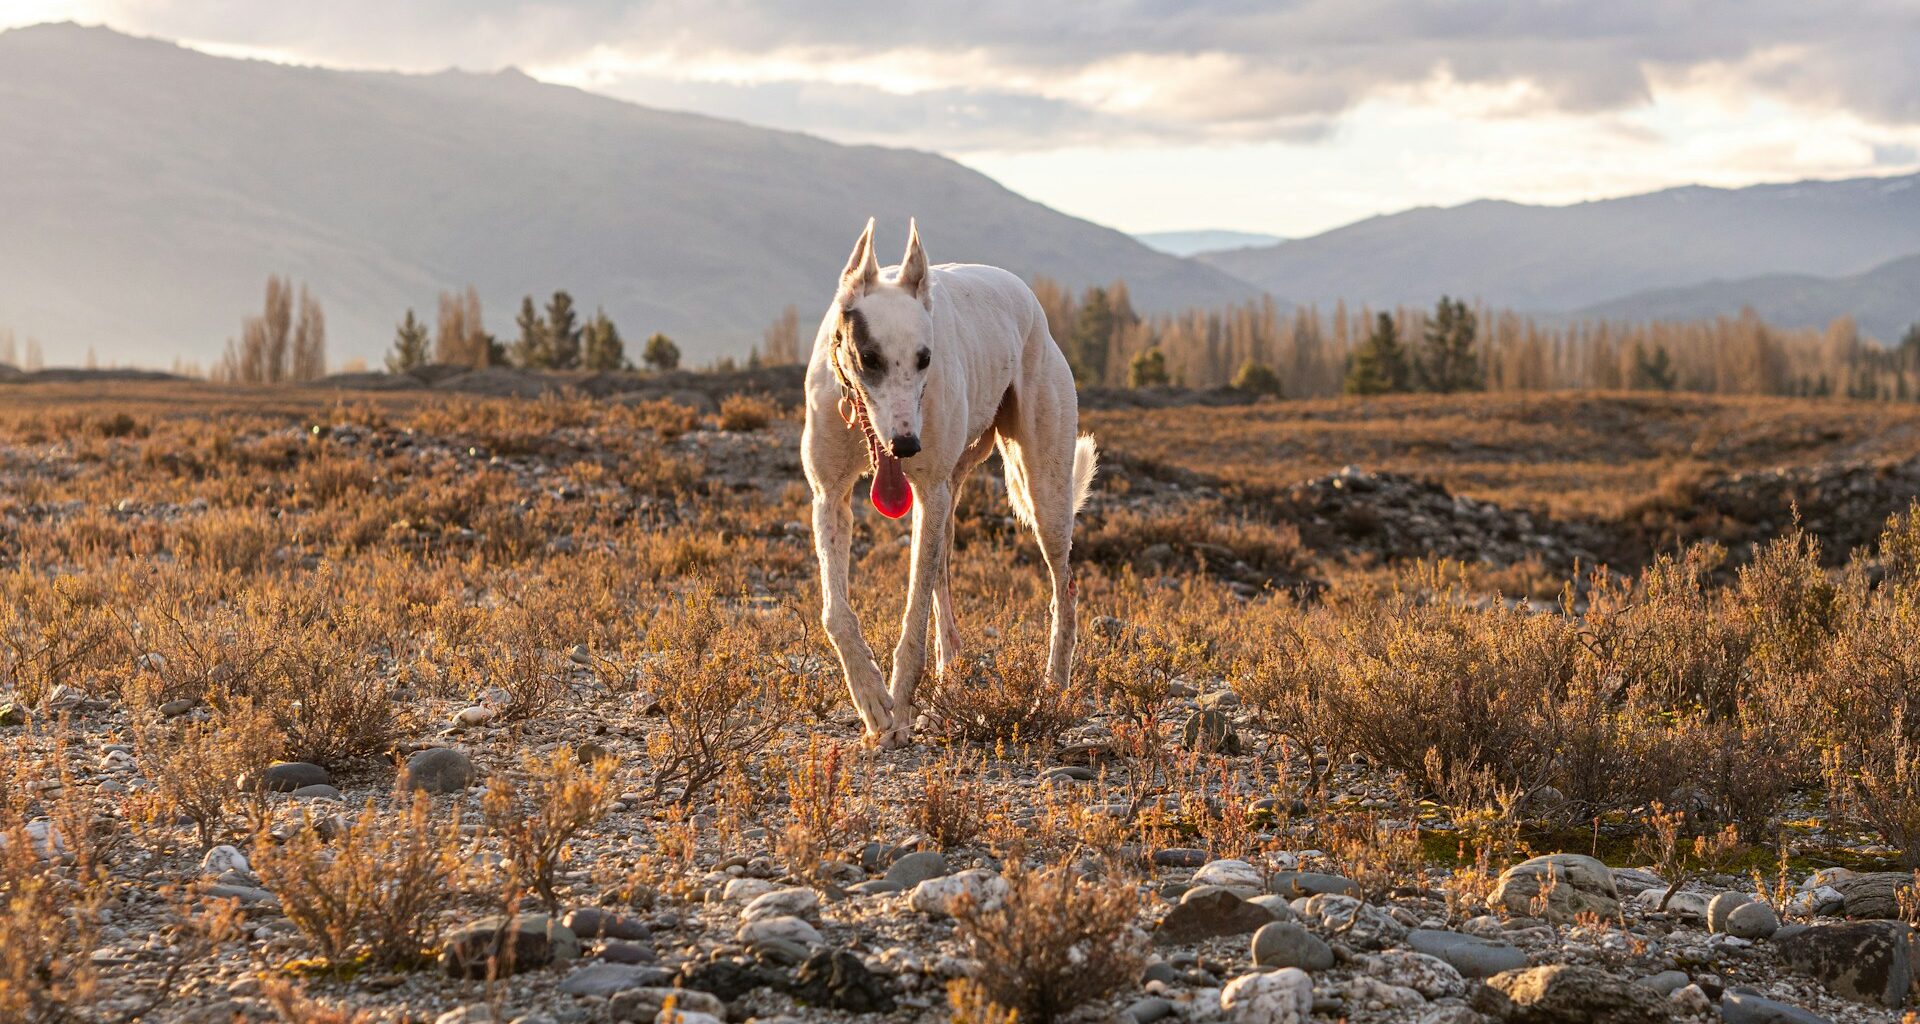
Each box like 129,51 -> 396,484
4,21 -> 1918,369
1134,230 -> 1287,258
1202,175 -> 1920,338
0,23 -> 1254,367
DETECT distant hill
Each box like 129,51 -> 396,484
1202,175 -> 1920,315
0,23 -> 1257,367
1134,230 -> 1287,258
1580,253 -> 1920,342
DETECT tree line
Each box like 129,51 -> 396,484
212,276 -> 327,384
385,286 -> 684,374
1031,275 -> 1920,401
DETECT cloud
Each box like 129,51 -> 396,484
22,0 -> 1920,151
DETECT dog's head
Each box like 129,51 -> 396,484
833,218 -> 932,459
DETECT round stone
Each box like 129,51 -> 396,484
402,747 -> 475,793
1251,921 -> 1334,971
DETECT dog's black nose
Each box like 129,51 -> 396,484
889,434 -> 921,459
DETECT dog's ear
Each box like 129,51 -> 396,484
898,218 -> 930,307
837,217 -> 879,306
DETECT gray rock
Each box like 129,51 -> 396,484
1706,891 -> 1752,933
1140,960 -> 1179,985
247,761 -> 331,793
204,884 -> 276,906
1825,871 -> 1916,919
1251,921 -> 1335,971
1366,950 -> 1466,998
158,698 -> 196,718
403,747 -> 475,794
1123,997 -> 1175,1024
1633,970 -> 1689,997
557,961 -> 673,995
1156,889 -> 1279,944
442,914 -> 579,978
1296,893 -> 1407,949
1406,929 -> 1528,978
1773,920 -> 1914,1007
1609,868 -> 1669,897
289,784 -> 343,801
1726,901 -> 1779,939
749,936 -> 810,966
1471,964 -> 1669,1023
596,941 -> 655,964
1180,709 -> 1240,754
847,879 -> 904,896
790,949 -> 895,1013
884,850 -> 949,888
1153,847 -> 1209,868
1267,871 -> 1361,899
1489,854 -> 1620,924
1719,989 -> 1833,1024
561,907 -> 651,941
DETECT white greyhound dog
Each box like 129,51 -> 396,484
802,218 -> 1097,748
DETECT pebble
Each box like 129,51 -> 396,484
883,850 -> 949,888
1221,967 -> 1313,1024
1404,929 -> 1527,978
1707,891 -> 1753,932
1191,858 -> 1264,896
455,705 -> 494,726
908,869 -> 1006,918
250,761 -> 331,793
1726,900 -> 1779,939
735,915 -> 822,948
1251,922 -> 1333,971
403,747 -> 475,793
741,887 -> 819,923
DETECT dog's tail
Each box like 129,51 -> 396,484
1071,434 -> 1099,515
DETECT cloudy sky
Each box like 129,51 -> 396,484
9,0 -> 1920,237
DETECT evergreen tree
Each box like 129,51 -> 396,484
512,296 -> 548,368
386,308 -> 431,372
1232,360 -> 1282,396
1127,346 -> 1170,387
582,309 -> 626,371
1344,312 -> 1410,395
1417,296 -> 1480,393
1628,342 -> 1676,391
642,332 -> 680,372
545,290 -> 582,369
1067,286 -> 1116,385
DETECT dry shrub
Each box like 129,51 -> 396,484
947,979 -> 1018,1024
775,737 -> 873,880
0,570 -> 121,706
130,695 -> 278,848
1307,563 -> 1576,792
1082,619 -> 1206,722
715,393 -> 779,432
642,589 -> 794,801
1827,717 -> 1920,868
482,746 -> 620,912
252,792 -> 467,967
956,863 -> 1145,1024
1582,546 -> 1751,716
913,750 -> 990,848
458,605 -> 570,721
922,631 -> 1080,748
260,978 -> 378,1024
630,397 -> 700,439
1077,500 -> 1304,583
0,771 -> 105,1020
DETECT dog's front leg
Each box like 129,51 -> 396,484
879,480 -> 952,748
812,485 -> 892,739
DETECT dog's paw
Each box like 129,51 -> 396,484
869,722 -> 915,750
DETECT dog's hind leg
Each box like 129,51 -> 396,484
879,479 -> 953,748
1003,422 -> 1091,690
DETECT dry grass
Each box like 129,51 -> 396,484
955,864 -> 1146,1024
7,379 -> 1920,1016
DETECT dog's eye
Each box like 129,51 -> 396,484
858,349 -> 885,373
915,349 -> 930,371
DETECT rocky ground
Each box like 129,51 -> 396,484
2,383 -> 1918,1023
